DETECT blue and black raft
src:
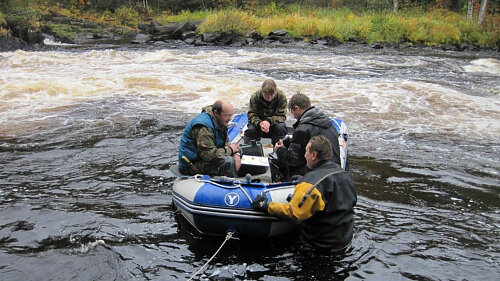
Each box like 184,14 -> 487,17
171,113 -> 349,238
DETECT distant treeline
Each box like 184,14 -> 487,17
2,0 -> 497,13
0,0 -> 498,48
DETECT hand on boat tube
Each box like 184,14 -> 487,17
252,194 -> 269,213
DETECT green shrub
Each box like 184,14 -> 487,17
256,16 -> 283,35
332,13 -> 371,41
294,17 -> 320,37
114,6 -> 141,27
331,19 -> 353,42
4,1 -> 494,48
369,14 -> 405,43
199,9 -> 257,35
255,2 -> 281,17
156,9 -> 210,24
316,19 -> 335,37
1,0 -> 42,30
0,11 -> 8,35
428,22 -> 461,45
0,11 -> 6,26
477,30 -> 498,48
404,17 -> 429,44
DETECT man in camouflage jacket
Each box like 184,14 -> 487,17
245,79 -> 288,145
178,100 -> 241,177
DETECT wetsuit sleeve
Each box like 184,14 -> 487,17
193,125 -> 232,161
267,182 -> 326,223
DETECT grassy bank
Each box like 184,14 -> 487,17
192,7 -> 498,48
1,1 -> 498,48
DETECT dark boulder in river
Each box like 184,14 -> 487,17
0,34 -> 28,51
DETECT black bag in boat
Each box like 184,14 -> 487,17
238,140 -> 268,176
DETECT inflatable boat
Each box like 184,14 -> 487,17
171,113 -> 349,238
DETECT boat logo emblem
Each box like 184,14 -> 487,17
224,192 -> 240,206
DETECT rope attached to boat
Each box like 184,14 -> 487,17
187,231 -> 234,281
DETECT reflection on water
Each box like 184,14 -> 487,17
0,45 -> 499,280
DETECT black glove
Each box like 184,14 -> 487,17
282,135 -> 291,147
252,194 -> 269,213
290,174 -> 303,183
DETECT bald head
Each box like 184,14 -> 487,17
213,100 -> 232,114
213,100 -> 234,127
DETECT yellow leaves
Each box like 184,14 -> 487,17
429,24 -> 461,45
367,14 -> 406,44
199,9 -> 258,35
0,27 -> 9,36
156,10 -> 209,25
114,6 -> 140,27
20,2 -> 497,49
72,0 -> 88,6
327,12 -> 371,42
257,16 -> 282,36
405,18 -> 429,43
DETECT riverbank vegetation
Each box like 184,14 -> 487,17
195,7 -> 498,47
0,0 -> 498,48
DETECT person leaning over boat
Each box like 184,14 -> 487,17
253,135 -> 357,251
244,79 -> 288,145
178,100 -> 241,178
270,92 -> 341,182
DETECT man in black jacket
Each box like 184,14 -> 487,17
253,135 -> 357,250
270,92 -> 341,181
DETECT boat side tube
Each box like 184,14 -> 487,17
172,176 -> 296,237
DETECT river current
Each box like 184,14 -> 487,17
0,43 -> 499,280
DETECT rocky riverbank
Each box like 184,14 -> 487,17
0,12 -> 494,52
0,11 -> 136,51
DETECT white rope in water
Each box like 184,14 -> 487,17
187,231 -> 234,281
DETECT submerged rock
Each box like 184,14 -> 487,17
131,33 -> 152,44
268,30 -> 288,36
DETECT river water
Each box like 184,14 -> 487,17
0,43 -> 499,280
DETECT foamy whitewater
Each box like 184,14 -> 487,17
1,48 -> 498,140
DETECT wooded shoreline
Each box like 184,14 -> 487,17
1,1 -> 498,52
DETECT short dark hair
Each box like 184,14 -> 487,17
262,79 -> 277,94
308,135 -> 333,161
212,100 -> 223,114
288,92 -> 311,111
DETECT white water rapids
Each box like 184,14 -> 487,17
1,47 -> 499,182
1,48 -> 498,139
